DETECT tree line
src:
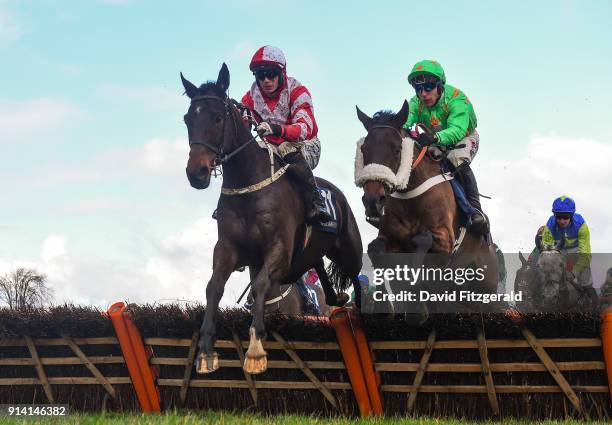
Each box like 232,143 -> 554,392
0,267 -> 53,310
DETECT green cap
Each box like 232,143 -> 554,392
408,60 -> 446,84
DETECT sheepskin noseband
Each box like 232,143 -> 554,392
354,136 -> 415,191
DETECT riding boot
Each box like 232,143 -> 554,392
455,162 -> 488,234
283,152 -> 334,223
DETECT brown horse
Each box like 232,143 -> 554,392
182,64 -> 362,375
355,101 -> 499,310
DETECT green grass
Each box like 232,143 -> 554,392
2,411 -> 609,425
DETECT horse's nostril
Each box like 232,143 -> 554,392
197,166 -> 209,178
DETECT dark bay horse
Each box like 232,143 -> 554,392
181,64 -> 362,374
354,102 -> 499,307
244,271 -> 333,317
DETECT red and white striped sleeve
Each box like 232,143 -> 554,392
283,83 -> 318,142
241,90 -> 263,124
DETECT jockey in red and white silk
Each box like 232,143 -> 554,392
241,45 -> 331,224
241,46 -> 318,146
242,78 -> 318,145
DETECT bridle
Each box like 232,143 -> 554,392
188,94 -> 258,165
368,124 -> 404,140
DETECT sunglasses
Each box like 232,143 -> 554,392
254,68 -> 280,81
555,214 -> 572,220
413,82 -> 438,93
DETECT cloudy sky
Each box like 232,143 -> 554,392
1,0 -> 611,308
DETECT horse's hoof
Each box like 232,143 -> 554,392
243,355 -> 267,375
196,352 -> 219,374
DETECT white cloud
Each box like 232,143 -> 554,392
0,220 -> 249,309
135,138 -> 189,174
21,136 -> 188,189
0,98 -> 82,143
41,235 -> 66,262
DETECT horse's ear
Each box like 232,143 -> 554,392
180,72 -> 198,99
536,235 -> 543,252
392,100 -> 410,129
356,105 -> 373,131
518,252 -> 527,267
216,63 -> 230,93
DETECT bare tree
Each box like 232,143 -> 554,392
0,267 -> 53,310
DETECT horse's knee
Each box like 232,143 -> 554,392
408,231 -> 434,252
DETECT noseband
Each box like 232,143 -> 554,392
188,95 -> 258,164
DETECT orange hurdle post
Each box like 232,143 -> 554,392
331,308 -> 373,417
602,307 -> 612,400
107,302 -> 161,412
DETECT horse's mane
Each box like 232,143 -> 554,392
192,81 -> 228,99
371,110 -> 396,125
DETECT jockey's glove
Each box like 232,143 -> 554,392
256,121 -> 284,137
417,132 -> 437,146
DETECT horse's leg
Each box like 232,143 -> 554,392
314,260 -> 350,307
196,240 -> 238,374
244,243 -> 290,374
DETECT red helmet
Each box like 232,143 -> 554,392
249,45 -> 287,71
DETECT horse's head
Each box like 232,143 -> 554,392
515,251 -> 537,289
536,236 -> 567,288
354,101 -> 409,220
181,63 -> 231,189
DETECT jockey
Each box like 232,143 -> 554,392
241,45 -> 332,223
541,196 -> 597,301
402,60 -> 487,234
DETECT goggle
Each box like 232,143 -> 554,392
254,68 -> 281,81
554,213 -> 572,220
413,82 -> 438,93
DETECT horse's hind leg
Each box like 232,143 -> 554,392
314,260 -> 349,307
196,241 -> 238,374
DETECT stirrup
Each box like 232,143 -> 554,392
469,211 -> 489,235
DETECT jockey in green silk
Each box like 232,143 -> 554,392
403,60 -> 487,234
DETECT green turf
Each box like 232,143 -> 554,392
2,411 -> 609,425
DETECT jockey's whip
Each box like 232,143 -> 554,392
237,282 -> 252,305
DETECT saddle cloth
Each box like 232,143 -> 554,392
312,187 -> 339,234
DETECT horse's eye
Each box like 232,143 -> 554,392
215,115 -> 223,124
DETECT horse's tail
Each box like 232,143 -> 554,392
326,260 -> 353,293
